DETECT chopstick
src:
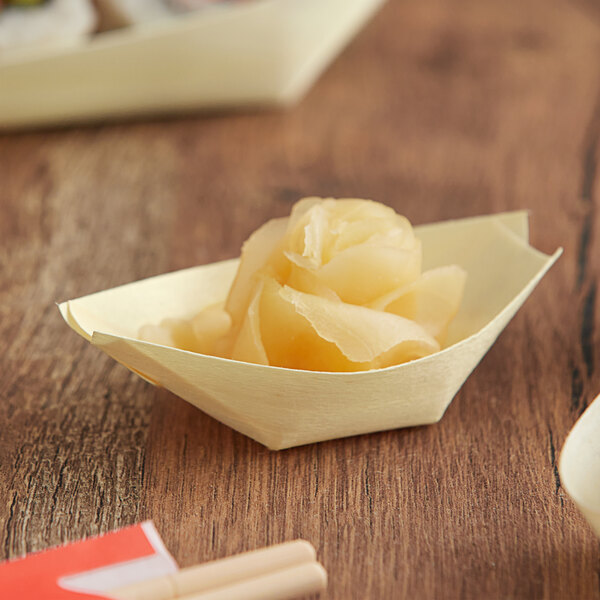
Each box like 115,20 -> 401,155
110,540 -> 326,600
165,562 -> 326,600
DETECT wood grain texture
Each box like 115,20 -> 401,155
1,0 -> 599,597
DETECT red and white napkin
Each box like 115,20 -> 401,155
0,521 -> 177,599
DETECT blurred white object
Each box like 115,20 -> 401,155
560,393 -> 600,537
0,0 -> 96,57
0,0 -> 384,128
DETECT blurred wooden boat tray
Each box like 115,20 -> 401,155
0,0 -> 384,129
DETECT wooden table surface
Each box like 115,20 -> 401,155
1,0 -> 600,598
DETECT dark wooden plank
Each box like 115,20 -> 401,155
1,0 -> 599,598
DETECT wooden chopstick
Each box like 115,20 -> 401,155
175,561 -> 327,600
110,540 -> 325,600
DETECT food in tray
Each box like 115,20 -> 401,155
139,198 -> 467,372
0,0 -> 96,54
59,210 -> 560,448
95,0 -> 238,28
0,0 -> 247,55
94,0 -> 174,29
94,0 -> 225,29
